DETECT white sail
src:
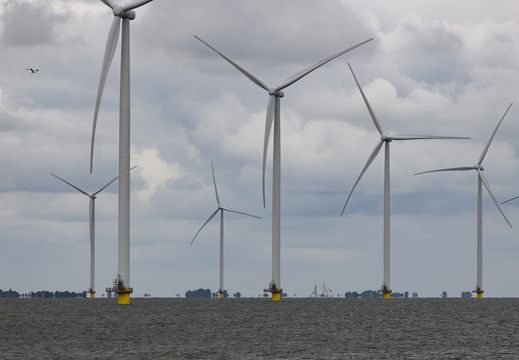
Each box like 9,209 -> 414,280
311,284 -> 317,298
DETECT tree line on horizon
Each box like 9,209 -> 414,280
344,290 -> 419,298
0,289 -> 88,298
185,288 -> 244,298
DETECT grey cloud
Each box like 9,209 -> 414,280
385,15 -> 465,83
1,0 -> 66,46
0,108 -> 28,132
139,0 -> 374,69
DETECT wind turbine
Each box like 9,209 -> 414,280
50,172 -> 121,298
341,63 -> 470,299
190,162 -> 262,298
194,35 -> 373,301
90,0 -> 153,304
415,103 -> 513,298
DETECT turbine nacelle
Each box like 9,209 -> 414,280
268,88 -> 284,98
475,165 -> 484,171
113,5 -> 136,19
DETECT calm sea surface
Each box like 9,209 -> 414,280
1,297 -> 518,359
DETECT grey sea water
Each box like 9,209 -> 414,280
1,297 -> 518,359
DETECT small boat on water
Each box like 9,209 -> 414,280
310,282 -> 334,298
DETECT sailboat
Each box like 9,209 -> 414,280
310,283 -> 334,298
311,284 -> 318,298
322,282 -> 334,298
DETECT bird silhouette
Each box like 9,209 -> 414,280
26,68 -> 39,73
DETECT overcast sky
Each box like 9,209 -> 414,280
1,0 -> 519,298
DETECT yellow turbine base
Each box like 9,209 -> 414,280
477,292 -> 483,299
118,293 -> 131,305
272,292 -> 281,301
90,293 -> 95,299
219,293 -> 224,298
383,292 -> 391,300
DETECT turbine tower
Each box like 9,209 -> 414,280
90,0 -> 154,304
195,35 -> 373,300
341,63 -> 469,299
50,172 -> 121,298
416,103 -> 513,298
190,162 -> 262,298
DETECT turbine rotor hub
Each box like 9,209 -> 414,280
113,4 -> 123,15
475,165 -> 484,171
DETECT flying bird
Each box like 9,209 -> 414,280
26,68 -> 39,73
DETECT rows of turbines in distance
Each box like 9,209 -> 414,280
50,0 -> 516,303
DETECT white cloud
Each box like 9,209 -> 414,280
131,147 -> 186,203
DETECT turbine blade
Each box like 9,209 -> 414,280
262,95 -> 275,208
478,169 -> 512,227
93,175 -> 119,196
90,16 -> 121,173
341,140 -> 384,216
478,103 -> 512,165
193,35 -> 270,91
221,206 -> 262,219
190,209 -> 220,245
348,62 -> 385,136
211,162 -> 221,206
50,173 -> 90,197
277,38 -> 373,91
389,134 -> 470,141
93,165 -> 136,195
502,196 -> 519,205
414,166 -> 475,176
123,0 -> 154,12
100,0 -> 116,8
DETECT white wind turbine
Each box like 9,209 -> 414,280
190,162 -> 262,298
89,0 -> 154,304
415,103 -> 513,298
50,172 -> 120,298
195,35 -> 373,300
341,63 -> 469,299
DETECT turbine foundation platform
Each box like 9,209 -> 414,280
473,288 -> 484,299
265,281 -> 283,301
382,289 -> 392,299
106,286 -> 133,304
271,289 -> 283,301
118,291 -> 131,304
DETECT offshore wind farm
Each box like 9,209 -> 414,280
2,0 -> 519,300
